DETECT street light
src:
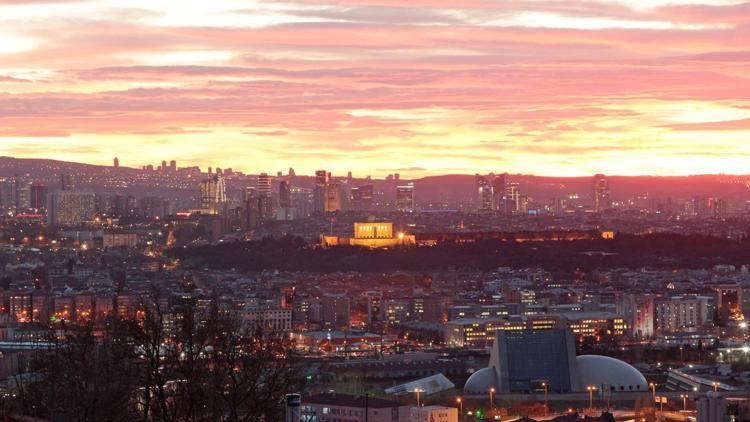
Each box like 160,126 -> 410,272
489,387 -> 496,414
415,388 -> 422,408
713,382 -> 719,392
457,397 -> 463,422
681,394 -> 688,411
542,382 -> 549,417
650,382 -> 656,405
587,386 -> 596,410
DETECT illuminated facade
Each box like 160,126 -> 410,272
444,316 -> 560,347
47,191 -> 97,226
322,222 -> 416,248
199,175 -> 227,214
558,312 -> 627,340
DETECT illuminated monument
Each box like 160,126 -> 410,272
321,222 -> 416,248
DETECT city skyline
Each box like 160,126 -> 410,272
1,1 -> 750,177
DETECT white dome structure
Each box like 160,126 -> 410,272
576,355 -> 648,392
463,367 -> 498,394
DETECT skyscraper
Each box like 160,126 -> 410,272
476,175 -> 493,211
170,160 -> 177,172
199,175 -> 227,214
593,174 -> 611,211
314,170 -> 329,214
113,157 -> 119,168
161,160 -> 168,172
493,173 -> 507,212
278,179 -> 293,220
351,185 -> 374,211
396,182 -> 415,212
257,173 -> 274,221
324,182 -> 342,213
30,184 -> 48,212
505,182 -> 520,214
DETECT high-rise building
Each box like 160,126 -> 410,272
505,182 -> 520,214
47,191 -> 97,226
350,185 -> 374,211
321,294 -> 350,330
396,182 -> 415,212
30,184 -> 48,212
493,173 -> 507,212
277,180 -> 293,220
593,174 -> 611,211
113,157 -> 119,168
199,175 -> 227,214
324,182 -> 342,213
257,173 -> 274,221
476,175 -> 493,211
170,160 -> 177,172
621,294 -> 655,339
313,170 -> 329,214
161,160 -> 168,172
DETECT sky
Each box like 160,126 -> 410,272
1,0 -> 750,178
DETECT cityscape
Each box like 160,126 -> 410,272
0,157 -> 748,421
3,0 -> 750,421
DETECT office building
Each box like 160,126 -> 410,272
593,174 -> 611,211
321,294 -> 350,330
350,185 -> 374,211
493,173 -> 507,212
396,183 -> 415,212
199,175 -> 227,214
476,175 -> 493,211
30,184 -> 48,212
621,294 -> 655,339
505,182 -> 520,214
325,182 -> 343,213
655,296 -> 712,332
313,170 -> 329,213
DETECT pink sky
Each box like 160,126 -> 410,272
1,0 -> 750,177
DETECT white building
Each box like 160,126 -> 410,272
410,406 -> 458,422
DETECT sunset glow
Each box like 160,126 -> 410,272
2,0 -> 750,177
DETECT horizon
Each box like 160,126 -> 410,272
4,155 -> 750,180
2,1 -> 750,177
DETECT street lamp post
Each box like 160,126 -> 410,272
489,388 -> 496,414
681,394 -> 688,411
415,388 -> 422,408
457,398 -> 463,422
650,383 -> 656,405
713,382 -> 719,392
587,386 -> 596,411
542,382 -> 549,417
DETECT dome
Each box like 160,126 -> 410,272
463,367 -> 498,394
576,355 -> 648,392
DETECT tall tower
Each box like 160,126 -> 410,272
396,183 -> 415,212
493,173 -> 507,212
113,157 -> 119,168
476,175 -> 493,211
593,174 -> 611,211
313,170 -> 329,213
199,175 -> 227,214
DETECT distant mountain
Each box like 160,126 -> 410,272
0,156 -> 748,201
